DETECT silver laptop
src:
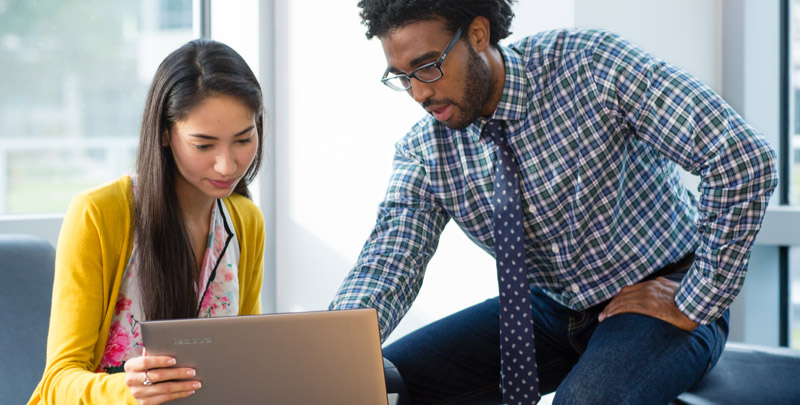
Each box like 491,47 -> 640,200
141,308 -> 388,404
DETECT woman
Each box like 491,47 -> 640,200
29,39 -> 266,404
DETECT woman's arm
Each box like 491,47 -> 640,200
33,191 -> 137,404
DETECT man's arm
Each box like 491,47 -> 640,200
591,31 -> 777,326
330,144 -> 450,341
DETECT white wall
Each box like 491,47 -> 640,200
574,0 -> 723,194
272,1 -> 574,343
208,0 -> 278,312
574,0 -> 723,93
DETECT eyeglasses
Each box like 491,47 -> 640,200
380,27 -> 463,91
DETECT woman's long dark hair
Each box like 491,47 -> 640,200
135,39 -> 264,320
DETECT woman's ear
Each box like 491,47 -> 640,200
467,16 -> 492,53
161,130 -> 170,147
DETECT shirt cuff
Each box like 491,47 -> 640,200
675,264 -> 727,325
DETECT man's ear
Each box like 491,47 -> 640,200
467,16 -> 492,53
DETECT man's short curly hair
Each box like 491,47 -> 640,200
357,0 -> 516,46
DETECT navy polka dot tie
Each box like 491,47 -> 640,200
485,120 -> 541,404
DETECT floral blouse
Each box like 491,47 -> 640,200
96,179 -> 241,373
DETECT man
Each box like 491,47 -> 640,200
330,1 -> 777,404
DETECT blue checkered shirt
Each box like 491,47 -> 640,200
330,29 -> 777,341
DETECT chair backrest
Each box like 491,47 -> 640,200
0,234 -> 56,404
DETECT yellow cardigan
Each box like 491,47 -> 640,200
29,175 -> 264,404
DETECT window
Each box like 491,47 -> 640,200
792,1 -> 800,205
787,0 -> 800,348
159,0 -> 192,30
0,0 -> 195,215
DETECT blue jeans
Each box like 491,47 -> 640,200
383,261 -> 729,404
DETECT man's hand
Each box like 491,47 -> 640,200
598,277 -> 699,332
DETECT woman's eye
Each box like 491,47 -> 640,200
194,144 -> 212,150
237,138 -> 253,144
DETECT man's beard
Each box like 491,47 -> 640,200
441,45 -> 493,130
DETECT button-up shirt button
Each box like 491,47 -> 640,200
710,306 -> 719,314
528,206 -> 536,214
571,284 -> 580,293
551,244 -> 559,254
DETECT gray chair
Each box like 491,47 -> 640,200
0,234 -> 56,404
384,357 -> 409,405
675,342 -> 800,404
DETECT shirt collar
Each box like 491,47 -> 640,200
489,44 -> 529,123
467,45 -> 528,141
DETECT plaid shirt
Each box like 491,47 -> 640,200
331,29 -> 777,341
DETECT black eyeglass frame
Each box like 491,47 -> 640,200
380,27 -> 464,91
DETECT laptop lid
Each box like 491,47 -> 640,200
141,308 -> 387,405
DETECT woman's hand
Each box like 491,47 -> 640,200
124,348 -> 201,404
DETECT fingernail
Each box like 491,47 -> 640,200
193,382 -> 202,389
186,369 -> 196,377
168,358 -> 176,365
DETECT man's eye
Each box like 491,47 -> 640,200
415,65 -> 440,80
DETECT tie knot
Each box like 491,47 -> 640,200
484,120 -> 506,145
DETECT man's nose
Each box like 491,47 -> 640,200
409,79 -> 434,104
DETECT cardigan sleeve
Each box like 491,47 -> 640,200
31,187 -> 137,404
